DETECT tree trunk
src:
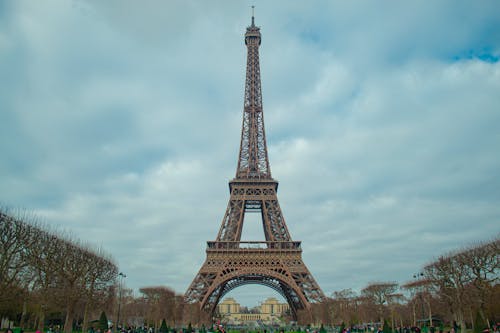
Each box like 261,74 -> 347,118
82,301 -> 90,333
469,307 -> 474,332
427,299 -> 432,327
64,301 -> 75,333
20,299 -> 28,329
391,309 -> 395,332
38,306 -> 45,332
458,312 -> 465,333
379,305 -> 384,326
412,302 -> 417,327
479,308 -> 490,329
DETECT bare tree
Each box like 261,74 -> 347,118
361,282 -> 399,323
81,250 -> 118,333
56,239 -> 89,333
331,289 -> 358,325
387,293 -> 404,331
0,210 -> 36,309
140,286 -> 177,329
25,228 -> 63,331
402,277 -> 434,327
424,254 -> 469,331
54,240 -> 118,333
459,238 -> 499,329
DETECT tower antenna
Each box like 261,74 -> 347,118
251,5 -> 255,26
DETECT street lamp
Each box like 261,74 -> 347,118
116,272 -> 127,333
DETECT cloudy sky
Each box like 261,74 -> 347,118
1,1 -> 500,307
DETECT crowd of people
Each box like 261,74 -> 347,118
3,323 -> 499,333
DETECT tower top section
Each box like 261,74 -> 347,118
236,12 -> 270,179
245,9 -> 261,46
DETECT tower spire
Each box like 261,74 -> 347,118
251,5 -> 255,26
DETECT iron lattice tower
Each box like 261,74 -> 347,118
184,16 -> 325,320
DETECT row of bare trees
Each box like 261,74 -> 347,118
0,208 -> 118,333
2,205 -> 497,329
93,284 -> 252,329
306,283 -> 402,327
308,237 -> 499,330
106,286 -> 207,329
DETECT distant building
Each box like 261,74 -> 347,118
217,297 -> 289,324
261,297 -> 289,316
218,297 -> 241,315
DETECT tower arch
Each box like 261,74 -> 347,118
200,267 -> 310,319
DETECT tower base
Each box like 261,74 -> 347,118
185,241 -> 324,321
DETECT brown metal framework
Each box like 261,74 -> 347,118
184,16 -> 325,320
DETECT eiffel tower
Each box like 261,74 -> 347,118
184,15 -> 325,321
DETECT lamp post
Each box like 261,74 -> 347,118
116,272 -> 127,333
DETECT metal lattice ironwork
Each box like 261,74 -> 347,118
185,16 -> 325,320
